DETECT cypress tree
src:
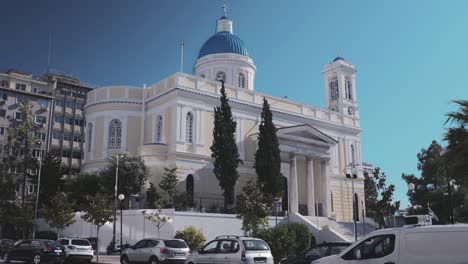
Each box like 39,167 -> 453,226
255,98 -> 283,204
210,80 -> 241,211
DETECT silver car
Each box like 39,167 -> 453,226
185,235 -> 274,264
121,238 -> 189,264
58,238 -> 93,264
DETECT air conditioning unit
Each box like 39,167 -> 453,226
0,100 -> 5,105
40,104 -> 48,110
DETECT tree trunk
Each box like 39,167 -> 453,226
96,227 -> 100,262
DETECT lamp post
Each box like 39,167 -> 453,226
118,193 -> 125,256
112,154 -> 123,249
346,163 -> 358,241
32,140 -> 43,239
407,183 -> 415,215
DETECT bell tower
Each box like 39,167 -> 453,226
323,57 -> 358,118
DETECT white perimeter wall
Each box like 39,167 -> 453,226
37,209 -> 284,253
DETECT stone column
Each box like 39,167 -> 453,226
321,160 -> 331,217
306,158 -> 315,216
289,153 -> 299,214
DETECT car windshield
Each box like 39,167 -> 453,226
164,240 -> 188,248
72,239 -> 90,246
242,240 -> 270,251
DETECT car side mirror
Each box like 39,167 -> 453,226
198,248 -> 203,254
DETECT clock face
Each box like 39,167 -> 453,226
348,107 -> 354,115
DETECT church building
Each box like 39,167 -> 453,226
83,10 -> 365,223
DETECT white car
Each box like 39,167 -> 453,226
185,235 -> 274,264
312,224 -> 468,264
121,238 -> 190,264
58,238 -> 93,264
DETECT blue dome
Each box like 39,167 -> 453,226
333,56 -> 345,62
197,31 -> 249,59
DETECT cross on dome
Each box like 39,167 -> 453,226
223,3 -> 228,16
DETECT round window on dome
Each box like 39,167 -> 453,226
216,71 -> 226,83
200,74 -> 206,78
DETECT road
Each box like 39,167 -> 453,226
0,255 -> 121,264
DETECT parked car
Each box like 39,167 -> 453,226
58,238 -> 93,264
121,238 -> 190,264
185,235 -> 274,264
279,242 -> 351,264
83,237 -> 97,253
4,239 -> 66,264
312,224 -> 468,264
0,239 -> 15,259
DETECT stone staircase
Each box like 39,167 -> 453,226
286,213 -> 378,243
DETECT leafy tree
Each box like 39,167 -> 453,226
4,101 -> 42,206
81,193 -> 115,262
65,172 -> 103,211
364,171 -> 378,218
236,179 -> 270,234
145,207 -> 170,237
210,80 -> 242,210
100,153 -> 149,199
364,168 -> 400,228
145,183 -> 160,209
41,192 -> 76,238
174,226 -> 206,251
38,154 -> 63,207
255,98 -> 283,205
159,167 -> 178,206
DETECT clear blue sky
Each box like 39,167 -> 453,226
2,0 -> 467,207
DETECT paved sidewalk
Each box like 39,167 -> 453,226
93,255 -> 120,264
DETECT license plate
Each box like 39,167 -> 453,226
55,250 -> 62,253
174,253 -> 185,256
79,249 -> 88,251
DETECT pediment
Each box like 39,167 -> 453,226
277,124 -> 337,147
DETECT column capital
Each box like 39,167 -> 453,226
289,153 -> 296,160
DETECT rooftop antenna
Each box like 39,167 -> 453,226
47,32 -> 52,73
180,41 -> 184,73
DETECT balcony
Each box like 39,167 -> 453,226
73,141 -> 81,149
74,125 -> 82,134
53,122 -> 62,130
61,157 -> 69,165
54,106 -> 63,113
71,158 -> 80,167
75,109 -> 83,118
63,123 -> 71,131
51,138 -> 60,146
65,107 -> 73,115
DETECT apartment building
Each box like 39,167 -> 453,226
41,71 -> 93,175
0,69 -> 54,197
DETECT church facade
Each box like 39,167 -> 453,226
83,12 -> 365,223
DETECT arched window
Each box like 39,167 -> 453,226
351,144 -> 355,164
282,176 -> 288,212
345,79 -> 352,100
238,73 -> 246,88
108,119 -> 122,150
156,115 -> 163,143
186,174 -> 194,206
354,193 -> 359,221
216,71 -> 226,83
87,123 -> 93,152
330,79 -> 339,100
331,193 -> 334,212
185,112 -> 193,143
199,74 -> 206,78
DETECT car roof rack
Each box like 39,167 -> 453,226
215,235 -> 245,239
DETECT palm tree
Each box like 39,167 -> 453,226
444,100 -> 468,187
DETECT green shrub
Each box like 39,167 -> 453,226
254,223 -> 310,263
34,230 -> 58,240
174,226 -> 207,251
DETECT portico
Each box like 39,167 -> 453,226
277,125 -> 337,217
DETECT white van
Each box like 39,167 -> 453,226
312,224 -> 468,264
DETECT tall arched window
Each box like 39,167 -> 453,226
185,112 -> 193,143
156,115 -> 163,143
330,79 -> 339,100
351,144 -> 355,164
186,174 -> 194,206
345,79 -> 352,100
108,119 -> 122,150
87,123 -> 93,152
238,73 -> 245,88
216,71 -> 226,83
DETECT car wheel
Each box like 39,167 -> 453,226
32,254 -> 41,264
148,256 -> 159,264
4,253 -> 10,263
121,255 -> 131,264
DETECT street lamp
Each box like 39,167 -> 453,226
32,140 -> 43,239
118,193 -> 125,256
346,163 -> 358,241
112,154 -> 124,250
407,183 -> 415,215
